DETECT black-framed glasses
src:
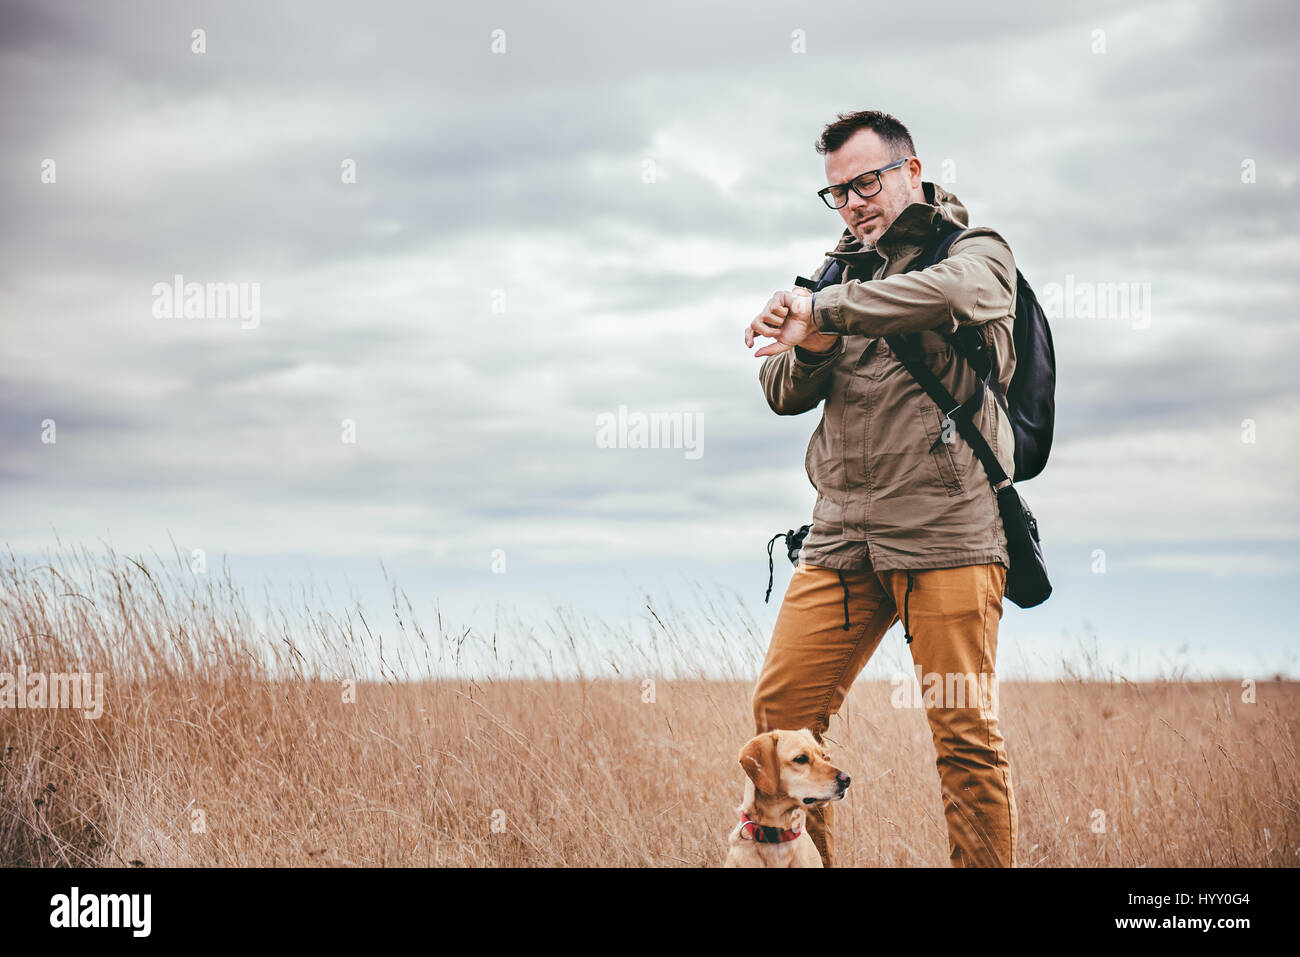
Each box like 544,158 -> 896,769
817,157 -> 911,209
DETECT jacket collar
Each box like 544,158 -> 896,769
823,181 -> 970,271
738,811 -> 803,843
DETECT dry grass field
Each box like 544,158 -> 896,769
2,545 -> 1296,867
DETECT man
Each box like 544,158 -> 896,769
744,110 -> 1019,868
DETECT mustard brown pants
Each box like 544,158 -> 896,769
752,559 -> 1016,867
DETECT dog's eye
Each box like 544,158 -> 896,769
794,754 -> 809,764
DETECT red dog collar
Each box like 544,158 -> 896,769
739,812 -> 802,843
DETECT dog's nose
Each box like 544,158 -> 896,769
837,772 -> 851,789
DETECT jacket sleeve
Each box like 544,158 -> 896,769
809,227 -> 1015,338
758,337 -> 844,415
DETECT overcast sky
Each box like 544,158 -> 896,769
2,0 -> 1297,679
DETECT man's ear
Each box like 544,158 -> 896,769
739,732 -> 781,796
907,156 -> 924,190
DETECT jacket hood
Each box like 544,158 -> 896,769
824,182 -> 969,266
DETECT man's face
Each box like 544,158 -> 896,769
824,128 -> 923,247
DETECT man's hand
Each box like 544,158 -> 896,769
745,288 -> 838,358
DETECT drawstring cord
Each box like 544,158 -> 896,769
836,570 -> 850,630
764,532 -> 783,603
764,525 -> 813,603
903,570 -> 915,643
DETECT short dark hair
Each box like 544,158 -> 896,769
815,110 -> 916,159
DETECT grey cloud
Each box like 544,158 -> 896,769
2,0 -> 1298,579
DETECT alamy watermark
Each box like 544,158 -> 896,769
1038,274 -> 1152,328
890,666 -> 998,713
50,887 -> 150,937
0,666 -> 105,719
151,274 -> 261,329
595,404 -> 703,459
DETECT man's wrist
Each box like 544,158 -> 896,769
795,335 -> 841,358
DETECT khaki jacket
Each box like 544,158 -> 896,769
759,182 -> 1017,572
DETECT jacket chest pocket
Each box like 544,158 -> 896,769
918,403 -> 964,496
856,338 -> 886,380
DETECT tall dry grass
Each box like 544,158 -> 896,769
1,544 -> 1296,866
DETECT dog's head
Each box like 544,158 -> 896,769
738,728 -> 850,806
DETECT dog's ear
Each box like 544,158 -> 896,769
739,732 -> 781,795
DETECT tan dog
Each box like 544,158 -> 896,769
724,728 -> 851,867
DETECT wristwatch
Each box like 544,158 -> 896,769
794,292 -> 838,355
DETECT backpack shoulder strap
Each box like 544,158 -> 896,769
794,256 -> 845,292
813,257 -> 843,290
916,225 -> 1010,415
926,225 -> 966,267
